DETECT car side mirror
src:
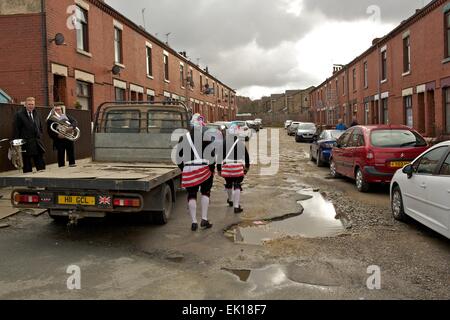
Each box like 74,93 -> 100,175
403,165 -> 414,179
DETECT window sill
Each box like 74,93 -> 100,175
164,79 -> 170,84
77,49 -> 92,58
380,79 -> 387,84
115,62 -> 126,69
442,57 -> 450,64
147,75 -> 154,80
402,71 -> 411,77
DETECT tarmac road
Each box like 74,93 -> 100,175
0,129 -> 448,299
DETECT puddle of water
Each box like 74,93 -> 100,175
222,265 -> 336,292
230,191 -> 344,245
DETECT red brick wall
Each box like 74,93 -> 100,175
43,0 -> 236,122
0,13 -> 45,104
310,0 -> 450,137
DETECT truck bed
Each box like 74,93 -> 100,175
0,162 -> 181,192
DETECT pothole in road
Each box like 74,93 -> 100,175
221,264 -> 338,292
224,190 -> 346,245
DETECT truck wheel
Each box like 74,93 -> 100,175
153,184 -> 173,225
48,211 -> 69,224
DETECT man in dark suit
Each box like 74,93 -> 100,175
47,105 -> 78,168
13,97 -> 46,173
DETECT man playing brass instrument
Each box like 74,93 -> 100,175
47,104 -> 78,168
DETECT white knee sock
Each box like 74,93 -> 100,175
234,189 -> 241,208
201,195 -> 210,221
226,189 -> 233,201
188,199 -> 197,223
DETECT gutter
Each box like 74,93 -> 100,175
41,0 -> 49,106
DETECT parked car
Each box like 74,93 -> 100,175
295,123 -> 317,143
254,119 -> 263,129
390,141 -> 450,239
310,130 -> 345,167
0,88 -> 12,103
287,122 -> 302,136
232,121 -> 253,141
246,120 -> 260,132
285,120 -> 293,129
329,125 -> 429,192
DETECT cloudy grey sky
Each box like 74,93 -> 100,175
106,0 -> 432,99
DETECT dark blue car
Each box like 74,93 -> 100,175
309,130 -> 345,167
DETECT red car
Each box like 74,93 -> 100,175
330,125 -> 429,192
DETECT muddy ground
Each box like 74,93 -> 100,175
0,129 -> 448,299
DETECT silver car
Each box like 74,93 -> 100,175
295,123 -> 317,143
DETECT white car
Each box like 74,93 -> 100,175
285,120 -> 293,129
390,141 -> 450,239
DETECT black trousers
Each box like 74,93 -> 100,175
56,140 -> 75,167
186,175 -> 214,200
225,176 -> 244,191
22,154 -> 46,173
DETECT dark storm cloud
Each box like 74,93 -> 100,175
105,0 -> 431,95
302,0 -> 433,23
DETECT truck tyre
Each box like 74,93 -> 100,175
48,210 -> 69,224
152,184 -> 173,225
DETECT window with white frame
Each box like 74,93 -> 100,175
76,6 -> 89,52
146,45 -> 153,77
164,53 -> 169,81
404,95 -> 413,127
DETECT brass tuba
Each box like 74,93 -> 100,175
7,139 -> 26,170
47,109 -> 81,142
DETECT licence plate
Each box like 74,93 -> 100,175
58,196 -> 96,206
390,161 -> 410,168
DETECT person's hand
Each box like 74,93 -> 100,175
244,169 -> 248,175
58,134 -> 65,139
218,171 -> 222,177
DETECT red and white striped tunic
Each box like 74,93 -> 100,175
182,164 -> 212,188
221,161 -> 245,178
181,132 -> 212,188
221,139 -> 245,178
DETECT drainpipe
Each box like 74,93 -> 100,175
377,42 -> 381,124
41,0 -> 49,106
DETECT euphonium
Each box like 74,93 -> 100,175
48,110 -> 81,142
8,139 -> 26,170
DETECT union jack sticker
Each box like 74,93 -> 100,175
98,196 -> 111,206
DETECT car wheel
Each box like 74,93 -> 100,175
356,168 -> 370,193
392,186 -> 407,222
330,159 -> 340,178
295,136 -> 301,143
309,148 -> 315,162
316,151 -> 324,167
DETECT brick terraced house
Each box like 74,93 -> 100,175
0,0 -> 237,121
310,0 -> 450,138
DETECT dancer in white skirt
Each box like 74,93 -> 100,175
217,123 -> 250,214
176,114 -> 216,231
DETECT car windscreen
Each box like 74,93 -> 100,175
370,130 -> 427,148
298,124 -> 316,130
327,130 -> 344,140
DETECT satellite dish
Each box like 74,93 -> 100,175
112,65 -> 121,75
55,33 -> 65,45
49,33 -> 65,45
